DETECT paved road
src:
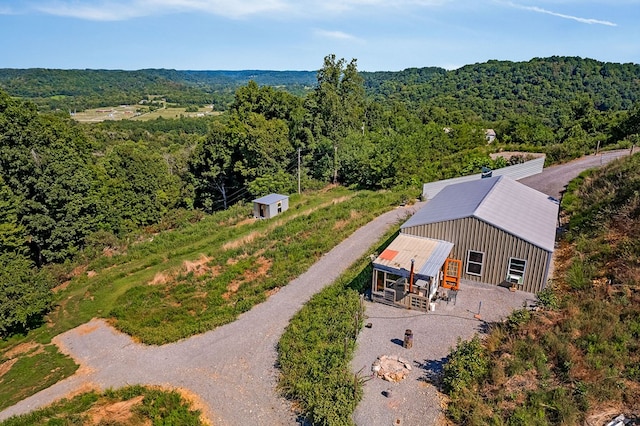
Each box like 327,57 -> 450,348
0,204 -> 421,424
518,148 -> 637,199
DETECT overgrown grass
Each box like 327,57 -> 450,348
109,189 -> 399,344
443,152 -> 640,425
0,385 -> 204,425
277,228 -> 399,426
0,344 -> 78,412
0,187 -> 404,414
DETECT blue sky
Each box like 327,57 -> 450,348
1,0 -> 638,71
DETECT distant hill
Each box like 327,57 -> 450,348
1,57 -> 639,122
365,57 -> 640,123
0,68 -> 317,111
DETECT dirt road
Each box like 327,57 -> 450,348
0,204 -> 420,424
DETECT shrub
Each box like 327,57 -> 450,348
536,286 -> 559,310
442,336 -> 488,395
0,254 -> 54,338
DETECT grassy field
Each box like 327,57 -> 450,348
0,187 -> 405,413
0,386 -> 204,425
70,104 -> 218,122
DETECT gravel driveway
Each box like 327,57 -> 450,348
2,149 -> 635,425
0,204 -> 420,425
518,148 -> 637,199
351,281 -> 533,426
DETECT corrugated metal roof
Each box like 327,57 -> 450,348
252,193 -> 288,205
422,156 -> 545,200
373,234 -> 453,279
403,176 -> 558,253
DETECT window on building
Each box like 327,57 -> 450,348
466,250 -> 484,276
507,258 -> 527,284
385,272 -> 402,288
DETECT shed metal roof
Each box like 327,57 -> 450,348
403,176 -> 558,253
422,156 -> 545,200
373,234 -> 454,279
252,193 -> 288,205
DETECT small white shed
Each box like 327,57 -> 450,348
253,193 -> 289,219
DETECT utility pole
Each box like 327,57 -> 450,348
333,145 -> 338,185
297,148 -> 301,194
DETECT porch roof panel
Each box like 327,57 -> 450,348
373,234 -> 453,279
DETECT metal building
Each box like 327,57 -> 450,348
422,155 -> 545,200
252,193 -> 289,219
401,175 -> 558,294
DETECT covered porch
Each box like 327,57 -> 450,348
371,234 -> 457,312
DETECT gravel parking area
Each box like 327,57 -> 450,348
352,280 -> 534,426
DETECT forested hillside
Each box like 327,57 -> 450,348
1,54 -> 640,339
0,68 -> 317,112
2,56 -> 639,120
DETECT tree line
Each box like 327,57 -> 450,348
1,54 -> 640,337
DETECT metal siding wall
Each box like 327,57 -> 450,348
402,217 -> 550,292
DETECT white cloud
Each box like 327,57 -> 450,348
28,0 -> 452,21
315,29 -> 359,41
33,0 -> 288,21
505,2 -> 617,26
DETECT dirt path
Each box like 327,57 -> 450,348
0,204 -> 420,424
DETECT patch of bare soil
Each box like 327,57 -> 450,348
86,395 -> 146,425
52,265 -> 91,293
3,341 -> 40,359
223,230 -> 264,251
222,257 -> 272,300
265,286 -> 281,297
149,272 -> 169,285
76,323 -> 100,336
183,255 -> 214,276
148,255 -> 219,286
52,280 -> 72,293
0,358 -> 18,379
173,387 -> 214,426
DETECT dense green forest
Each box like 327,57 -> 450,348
1,55 -> 640,338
